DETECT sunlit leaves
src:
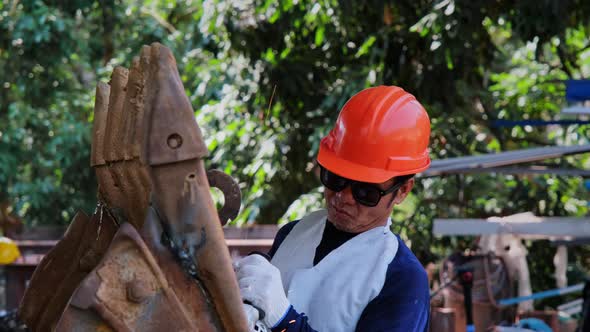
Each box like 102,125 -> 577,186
354,36 -> 376,58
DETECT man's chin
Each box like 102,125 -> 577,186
327,212 -> 355,231
331,221 -> 361,233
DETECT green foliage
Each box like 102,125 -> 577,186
1,0 -> 590,307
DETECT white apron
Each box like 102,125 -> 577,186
271,210 -> 398,332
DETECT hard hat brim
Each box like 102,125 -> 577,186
317,145 -> 431,184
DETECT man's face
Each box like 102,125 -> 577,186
324,177 -> 414,233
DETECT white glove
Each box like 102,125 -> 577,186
243,302 -> 270,332
235,255 -> 291,328
243,303 -> 260,331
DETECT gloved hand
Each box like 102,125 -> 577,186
242,303 -> 260,331
234,254 -> 291,328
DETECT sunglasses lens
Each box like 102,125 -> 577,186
351,183 -> 381,207
320,166 -> 388,207
320,167 -> 349,192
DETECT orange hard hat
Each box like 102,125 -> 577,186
317,85 -> 431,183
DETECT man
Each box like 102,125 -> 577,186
235,86 -> 431,332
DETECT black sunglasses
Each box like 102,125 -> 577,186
319,165 -> 407,207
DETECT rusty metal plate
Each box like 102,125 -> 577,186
140,42 -> 248,331
56,223 -> 199,332
18,211 -> 89,331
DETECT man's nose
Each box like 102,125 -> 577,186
335,186 -> 355,204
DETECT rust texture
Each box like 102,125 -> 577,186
140,44 -> 208,166
92,53 -> 151,230
18,211 -> 89,330
140,206 -> 223,331
19,206 -> 118,331
90,83 -> 110,168
141,43 -> 247,331
56,224 -> 197,331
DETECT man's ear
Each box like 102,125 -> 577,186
392,178 -> 414,205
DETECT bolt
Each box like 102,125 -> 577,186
126,280 -> 150,303
167,133 -> 183,149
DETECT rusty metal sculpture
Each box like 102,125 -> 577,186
19,43 -> 248,331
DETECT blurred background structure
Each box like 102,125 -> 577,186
0,0 -> 590,321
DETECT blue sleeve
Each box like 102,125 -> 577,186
355,238 -> 430,332
270,306 -> 318,332
268,220 -> 299,258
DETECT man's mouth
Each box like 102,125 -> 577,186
332,205 -> 352,219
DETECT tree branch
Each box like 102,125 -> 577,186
140,8 -> 177,34
169,5 -> 201,26
556,43 -> 574,78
